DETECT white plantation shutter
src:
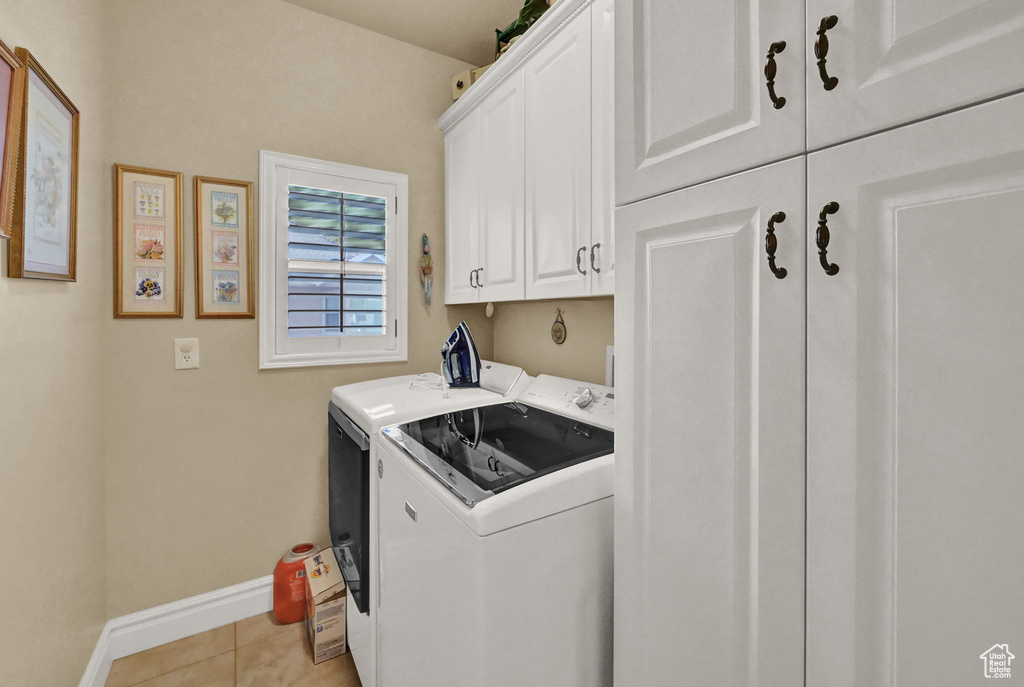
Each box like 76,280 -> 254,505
286,186 -> 387,337
259,151 -> 408,368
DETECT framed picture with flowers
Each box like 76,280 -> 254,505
9,47 -> 78,279
0,39 -> 24,241
113,164 -> 183,317
194,175 -> 254,318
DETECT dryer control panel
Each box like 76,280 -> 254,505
518,374 -> 615,431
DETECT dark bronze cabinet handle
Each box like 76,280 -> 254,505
469,269 -> 476,288
814,15 -> 840,91
590,243 -> 601,274
816,201 -> 840,275
576,246 -> 587,275
765,211 -> 788,279
764,41 -> 787,109
477,267 -> 484,287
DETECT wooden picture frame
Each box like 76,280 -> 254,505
114,164 -> 184,317
0,39 -> 24,240
8,47 -> 78,279
193,175 -> 255,318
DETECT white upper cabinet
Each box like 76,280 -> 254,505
805,0 -> 1024,149
440,0 -> 614,305
615,0 -> 806,205
525,8 -> 593,300
806,92 -> 1024,687
478,71 -> 526,302
590,0 -> 615,296
616,0 -> 1024,203
444,111 -> 481,305
443,76 -> 526,305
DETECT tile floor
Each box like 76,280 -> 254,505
104,612 -> 362,687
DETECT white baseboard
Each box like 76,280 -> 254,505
79,575 -> 273,687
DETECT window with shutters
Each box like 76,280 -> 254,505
259,151 -> 408,368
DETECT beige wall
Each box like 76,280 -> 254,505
0,0 -> 109,683
101,0 -> 491,617
1,1 -> 614,680
491,298 -> 614,386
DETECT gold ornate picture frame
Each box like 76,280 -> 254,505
193,175 -> 255,319
0,38 -> 24,240
9,47 -> 78,279
114,164 -> 184,317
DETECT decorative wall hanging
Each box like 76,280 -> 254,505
0,39 -> 24,240
193,175 -> 254,318
420,233 -> 432,306
551,308 -> 566,344
8,48 -> 78,279
113,164 -> 183,317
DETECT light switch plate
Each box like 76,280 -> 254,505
175,338 -> 200,370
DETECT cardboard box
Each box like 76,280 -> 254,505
304,547 -> 348,664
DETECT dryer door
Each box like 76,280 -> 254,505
328,402 -> 370,614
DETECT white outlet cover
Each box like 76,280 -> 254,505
175,338 -> 200,370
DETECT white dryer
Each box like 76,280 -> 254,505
329,362 -> 528,687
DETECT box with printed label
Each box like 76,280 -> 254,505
304,547 -> 348,664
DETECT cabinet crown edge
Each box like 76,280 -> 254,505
438,0 -> 595,134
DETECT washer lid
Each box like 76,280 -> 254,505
382,401 -> 614,507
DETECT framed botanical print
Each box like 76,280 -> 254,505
8,47 -> 78,279
194,175 -> 254,318
114,164 -> 183,317
0,39 -> 24,240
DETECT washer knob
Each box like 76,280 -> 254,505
572,387 -> 595,408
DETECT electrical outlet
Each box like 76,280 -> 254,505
175,338 -> 200,370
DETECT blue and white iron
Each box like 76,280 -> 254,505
441,321 -> 481,388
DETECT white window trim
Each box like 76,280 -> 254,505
259,150 -> 408,369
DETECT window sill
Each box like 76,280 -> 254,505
259,348 -> 408,370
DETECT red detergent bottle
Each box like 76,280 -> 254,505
273,543 -> 319,624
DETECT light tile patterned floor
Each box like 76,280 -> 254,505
104,613 -> 362,687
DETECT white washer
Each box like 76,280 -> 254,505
376,374 -> 615,687
329,363 -> 529,687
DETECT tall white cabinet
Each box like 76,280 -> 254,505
615,158 -> 806,686
805,95 -> 1024,687
615,0 -> 1024,684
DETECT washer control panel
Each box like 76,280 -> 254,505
519,374 -> 615,430
479,360 -> 524,396
572,387 -> 595,408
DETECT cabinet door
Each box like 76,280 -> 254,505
806,0 -> 1024,149
590,0 -> 615,296
615,157 -> 806,687
807,93 -> 1024,687
478,71 -> 526,302
444,111 -> 480,304
525,8 -> 592,300
615,0 -> 805,205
